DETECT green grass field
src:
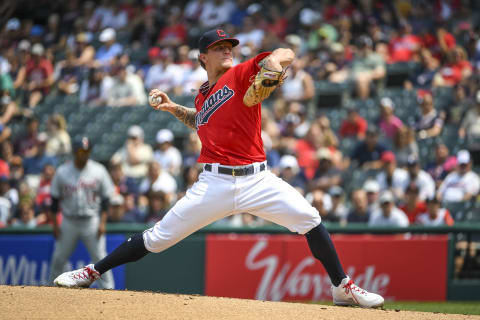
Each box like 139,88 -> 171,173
315,301 -> 480,315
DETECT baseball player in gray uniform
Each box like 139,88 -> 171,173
54,30 -> 383,308
49,136 -> 115,289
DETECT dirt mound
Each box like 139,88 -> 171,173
1,285 -> 478,320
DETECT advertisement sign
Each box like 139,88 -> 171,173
0,234 -> 125,289
205,234 -> 448,301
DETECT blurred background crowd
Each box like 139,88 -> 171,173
0,0 -> 480,232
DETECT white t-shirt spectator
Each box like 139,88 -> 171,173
154,147 -> 182,176
182,66 -> 208,95
145,63 -> 183,93
376,168 -> 409,199
368,207 -> 409,227
139,171 -> 178,195
407,170 -> 436,201
235,29 -> 265,49
416,208 -> 453,226
437,171 -> 480,202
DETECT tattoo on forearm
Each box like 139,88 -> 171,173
173,104 -> 197,129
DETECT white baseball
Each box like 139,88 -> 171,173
149,94 -> 162,107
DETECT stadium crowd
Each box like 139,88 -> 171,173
0,0 -> 480,235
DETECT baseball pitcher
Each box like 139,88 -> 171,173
54,29 -> 384,307
49,136 -> 115,289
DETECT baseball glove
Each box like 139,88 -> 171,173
243,66 -> 286,107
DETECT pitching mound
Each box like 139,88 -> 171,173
1,285 -> 478,320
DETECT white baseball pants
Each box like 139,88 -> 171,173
143,162 -> 321,253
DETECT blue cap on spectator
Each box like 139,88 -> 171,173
31,25 -> 44,36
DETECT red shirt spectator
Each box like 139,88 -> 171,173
157,15 -> 187,47
339,108 -> 367,139
0,160 -> 9,178
25,54 -> 54,94
389,34 -> 422,62
400,201 -> 427,224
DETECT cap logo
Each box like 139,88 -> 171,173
217,29 -> 226,37
82,137 -> 89,149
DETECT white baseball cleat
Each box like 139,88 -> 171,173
331,277 -> 384,308
53,264 -> 101,288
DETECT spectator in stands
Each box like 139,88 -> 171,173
45,114 -> 72,157
199,0 -> 236,29
459,90 -> 480,165
368,191 -> 409,227
95,28 -> 123,67
13,117 -> 40,157
327,186 -> 347,222
347,189 -> 371,223
435,46 -> 472,87
107,193 -> 144,224
310,148 -> 342,192
9,155 -> 24,190
375,151 -> 408,201
108,160 -> 130,195
399,183 -> 427,224
326,42 -> 350,83
156,11 -> 187,48
107,193 -> 127,223
415,196 -> 454,226
426,143 -> 456,188
179,165 -> 201,195
414,90 -> 444,140
11,200 -> 39,228
182,131 -> 202,168
235,15 -> 265,50
281,58 -> 315,103
15,43 -> 54,108
363,179 -> 380,213
295,122 -> 325,180
106,64 -> 146,107
405,155 -> 435,201
404,48 -> 440,90
145,190 -> 169,224
22,133 -> 57,190
138,161 -> 177,206
389,20 -> 421,63
0,173 -> 18,213
72,32 -> 96,68
111,125 -> 153,182
393,126 -> 419,168
307,188 -> 337,222
0,176 -> 13,227
278,154 -> 306,194
79,67 -> 106,106
34,163 -> 55,216
447,84 -> 472,125
351,126 -> 387,169
351,35 -> 386,100
153,129 -> 182,177
145,48 -> 183,94
56,51 -> 81,96
181,50 -> 208,95
437,150 -> 480,202
0,91 -> 17,129
339,106 -> 367,140
378,97 -> 403,140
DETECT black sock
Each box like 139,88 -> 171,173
305,223 -> 346,287
94,233 -> 150,274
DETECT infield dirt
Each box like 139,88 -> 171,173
1,285 -> 479,320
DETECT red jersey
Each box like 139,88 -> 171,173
195,52 -> 270,165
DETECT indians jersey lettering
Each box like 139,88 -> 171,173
195,85 -> 234,127
195,52 -> 271,165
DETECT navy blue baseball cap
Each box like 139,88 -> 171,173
72,136 -> 91,152
198,29 -> 239,53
